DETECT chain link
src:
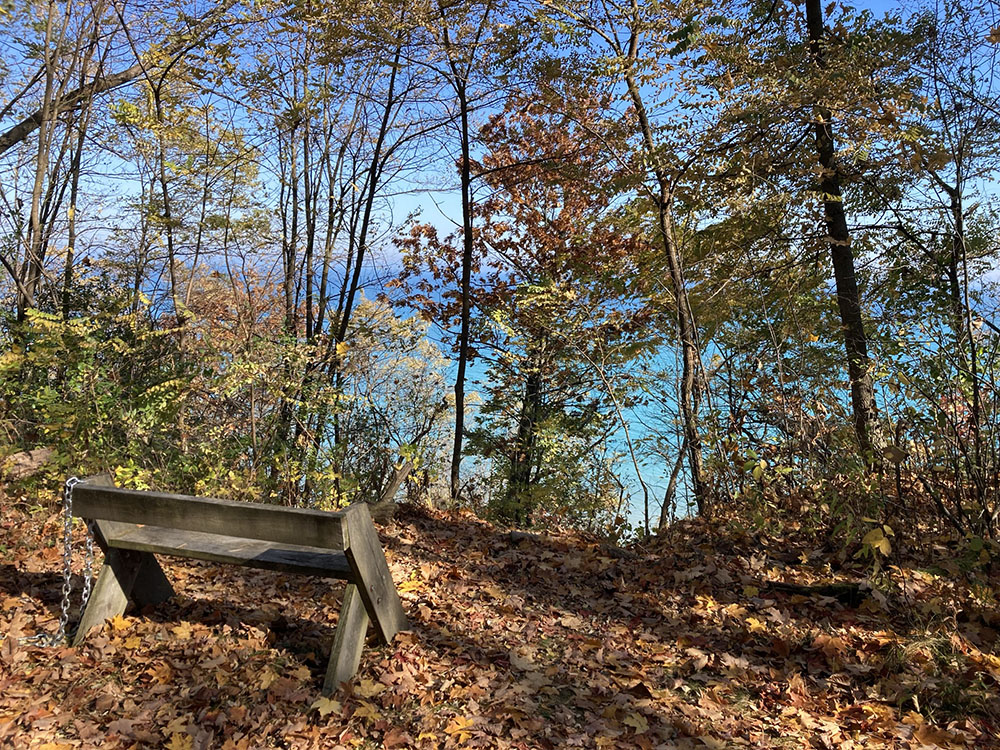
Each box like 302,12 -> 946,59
19,476 -> 93,647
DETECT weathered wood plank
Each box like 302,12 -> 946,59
72,485 -> 347,550
73,562 -> 130,645
104,523 -> 354,579
323,583 -> 370,694
343,504 -> 408,644
72,544 -> 146,645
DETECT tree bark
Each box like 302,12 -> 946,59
621,28 -> 706,513
505,365 -> 543,524
805,0 -> 879,466
451,75 -> 475,502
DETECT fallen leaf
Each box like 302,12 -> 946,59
623,712 -> 648,733
165,733 -> 194,750
311,696 -> 341,718
353,700 -> 382,723
355,678 -> 386,698
445,715 -> 476,743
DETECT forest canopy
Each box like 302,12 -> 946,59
1,0 -> 999,545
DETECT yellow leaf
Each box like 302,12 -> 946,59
172,622 -> 193,640
862,528 -> 884,545
444,715 -> 475,743
123,636 -> 141,649
311,696 -> 341,717
746,617 -> 767,634
353,700 -> 382,723
336,341 -> 349,357
258,669 -> 278,690
166,733 -> 194,750
397,578 -> 425,594
291,665 -> 312,681
355,678 -> 386,698
445,716 -> 475,733
110,614 -> 130,632
696,595 -> 718,610
623,712 -> 649,733
863,528 -> 891,555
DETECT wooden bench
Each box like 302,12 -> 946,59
70,476 -> 408,694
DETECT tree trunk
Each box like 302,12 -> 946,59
18,0 -> 60,323
62,109 -> 88,319
505,365 -> 543,525
621,29 -> 706,513
805,0 -> 879,466
451,76 -> 474,502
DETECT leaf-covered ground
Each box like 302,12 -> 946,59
2,493 -> 999,749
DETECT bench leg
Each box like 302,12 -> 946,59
72,548 -> 173,645
342,504 -> 408,645
322,583 -> 370,694
73,548 -> 142,645
130,553 -> 174,607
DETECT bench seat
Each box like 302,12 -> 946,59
103,522 -> 355,579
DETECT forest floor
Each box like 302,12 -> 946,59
1,489 -> 999,749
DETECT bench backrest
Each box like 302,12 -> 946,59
72,483 -> 348,550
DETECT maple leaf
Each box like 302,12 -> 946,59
355,678 -> 386,698
352,700 -> 382,723
622,712 -> 648,733
397,578 -> 424,594
110,614 -> 130,632
165,733 -> 194,750
444,715 -> 476,743
311,696 -> 342,717
258,669 -> 278,690
746,617 -> 767,634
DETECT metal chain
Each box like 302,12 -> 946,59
81,518 -> 95,609
20,476 -> 92,647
